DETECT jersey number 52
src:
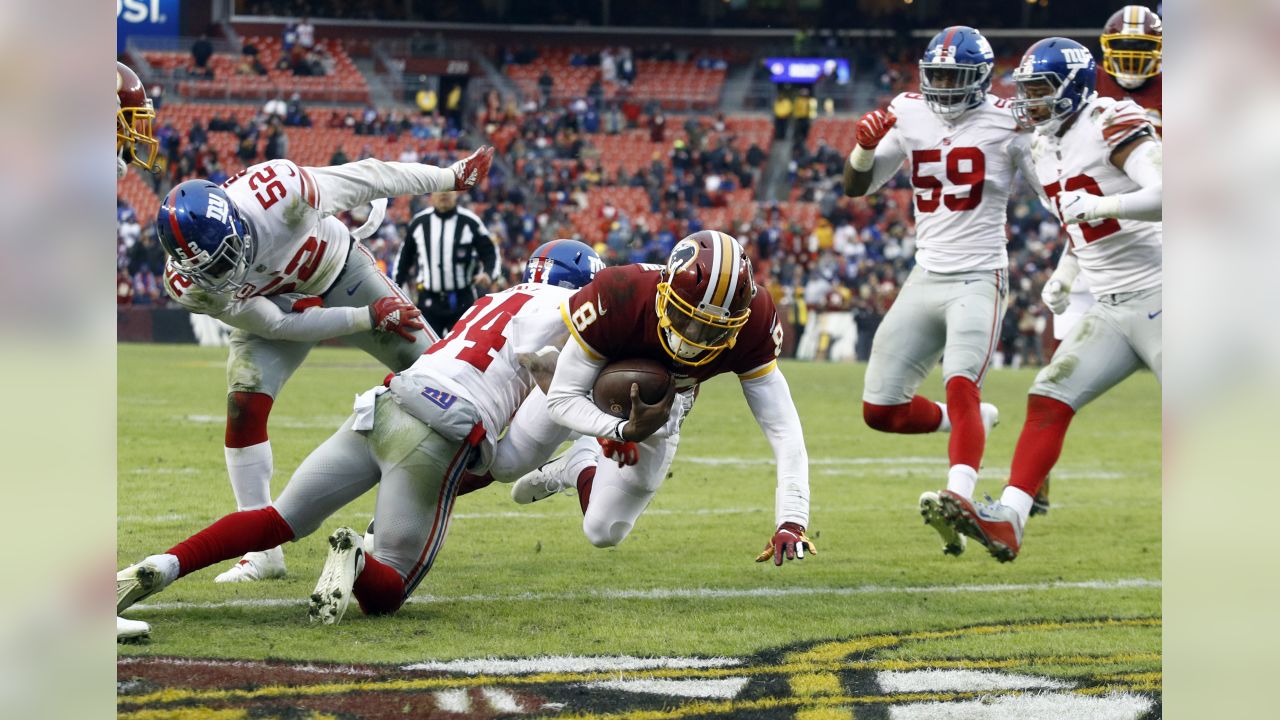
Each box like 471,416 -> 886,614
1043,174 -> 1122,244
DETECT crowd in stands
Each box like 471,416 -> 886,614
119,37 -> 1067,367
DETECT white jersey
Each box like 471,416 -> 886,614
1029,96 -> 1162,297
873,92 -> 1034,272
165,157 -> 456,318
399,283 -> 575,452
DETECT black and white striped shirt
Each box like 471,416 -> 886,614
394,206 -> 498,294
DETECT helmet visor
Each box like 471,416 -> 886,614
919,62 -> 988,118
1010,73 -> 1061,128
175,226 -> 255,293
1101,35 -> 1161,80
657,281 -> 750,353
117,101 -> 160,173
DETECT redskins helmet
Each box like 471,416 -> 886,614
117,61 -> 160,176
1101,6 -> 1162,90
656,230 -> 755,367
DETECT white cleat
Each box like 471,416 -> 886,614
117,616 -> 151,643
363,518 -> 376,555
920,491 -> 966,556
980,402 -> 999,437
511,453 -> 579,505
214,546 -> 287,583
117,560 -> 169,614
308,527 -> 365,626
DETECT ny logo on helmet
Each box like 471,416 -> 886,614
206,194 -> 230,224
1062,48 -> 1093,70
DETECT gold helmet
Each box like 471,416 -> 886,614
117,61 -> 160,175
1100,6 -> 1162,90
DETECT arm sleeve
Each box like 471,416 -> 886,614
544,338 -> 619,440
215,296 -> 373,341
863,132 -> 907,195
1008,133 -> 1049,206
1113,139 -> 1162,221
741,368 -> 810,528
306,159 -> 455,217
1050,244 -> 1081,286
394,219 -> 418,286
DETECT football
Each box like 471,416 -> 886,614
592,359 -> 673,419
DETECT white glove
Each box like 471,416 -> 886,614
1041,278 -> 1071,314
1056,190 -> 1099,224
1058,190 -> 1121,224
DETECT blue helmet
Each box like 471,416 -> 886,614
522,239 -> 603,289
919,26 -> 995,121
156,180 -> 256,293
1011,37 -> 1098,131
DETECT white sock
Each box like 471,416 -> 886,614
565,435 -> 600,480
1001,486 -> 1035,526
225,441 -> 273,511
945,464 -> 978,499
935,402 -> 952,432
144,553 -> 181,586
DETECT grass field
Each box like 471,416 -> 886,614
117,343 -> 1161,719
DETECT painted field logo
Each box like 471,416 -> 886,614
117,617 -> 1161,719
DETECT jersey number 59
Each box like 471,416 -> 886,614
911,147 -> 985,213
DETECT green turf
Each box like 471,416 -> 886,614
117,343 -> 1160,677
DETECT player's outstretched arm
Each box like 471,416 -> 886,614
740,367 -> 813,566
306,146 -> 494,217
1057,137 -> 1161,225
843,109 -> 903,197
217,295 -> 374,341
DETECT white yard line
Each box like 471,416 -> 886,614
403,655 -> 742,674
582,677 -> 751,699
130,578 -> 1160,613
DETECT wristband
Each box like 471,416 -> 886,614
613,420 -> 627,441
848,144 -> 876,172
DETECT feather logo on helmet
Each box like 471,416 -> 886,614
667,240 -> 699,275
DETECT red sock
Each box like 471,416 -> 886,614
945,376 -> 984,469
353,553 -> 407,616
456,471 -> 494,497
863,397 -> 943,434
166,507 -> 295,578
576,466 -> 596,515
225,392 -> 273,448
1008,394 -> 1076,497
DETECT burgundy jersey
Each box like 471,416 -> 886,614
1096,72 -> 1162,137
564,264 -> 784,391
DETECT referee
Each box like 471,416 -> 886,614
394,191 -> 499,337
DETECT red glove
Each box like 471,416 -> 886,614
854,109 -> 896,149
755,522 -> 816,566
597,437 -> 639,467
450,146 -> 495,191
368,296 -> 425,342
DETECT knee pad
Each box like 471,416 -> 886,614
583,517 -> 632,548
